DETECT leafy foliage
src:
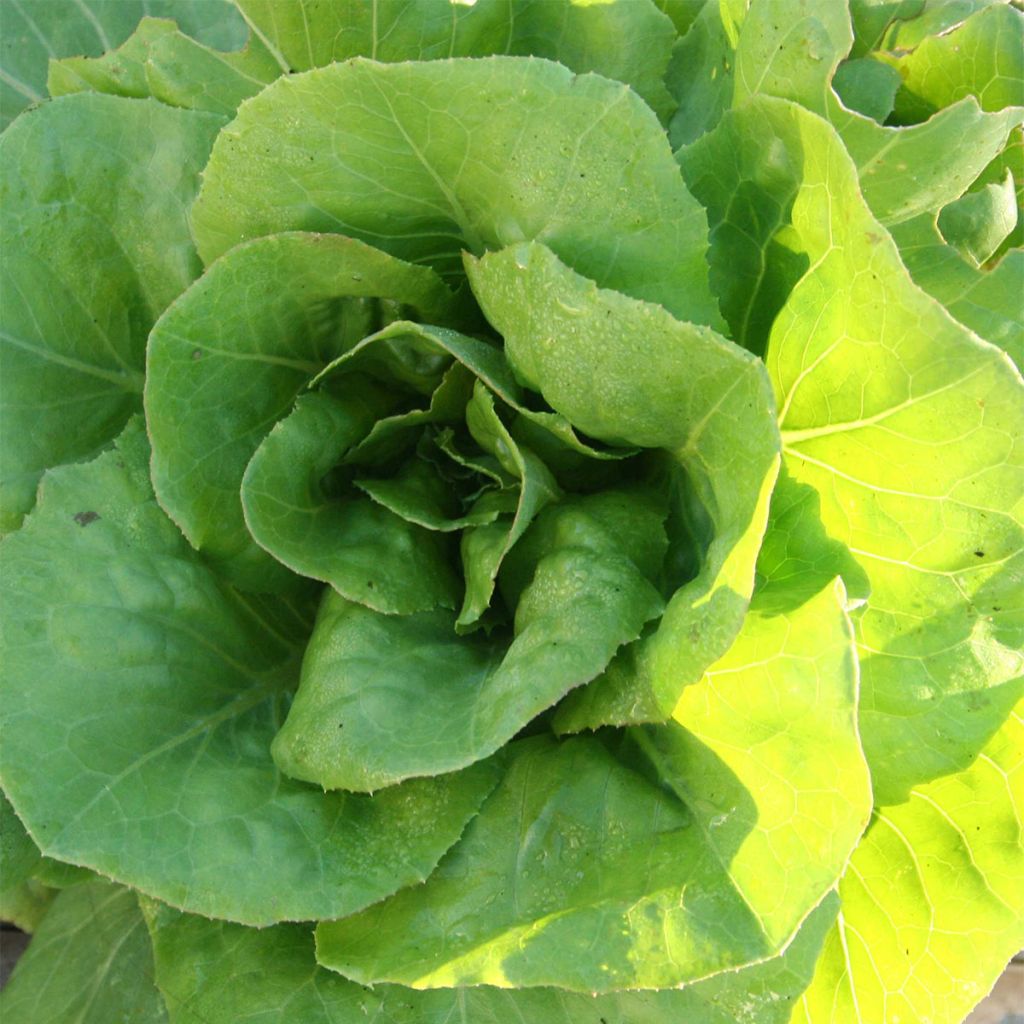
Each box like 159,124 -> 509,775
0,2 -> 1021,1022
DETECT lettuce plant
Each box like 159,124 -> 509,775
0,2 -> 1021,1022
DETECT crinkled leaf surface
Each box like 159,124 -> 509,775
241,388 -> 461,615
793,691 -> 1024,1024
0,879 -> 166,1024
690,96 -> 1024,803
236,0 -> 678,119
0,0 -> 246,127
146,232 -> 462,591
190,56 -> 721,326
0,420 -> 500,925
145,893 -> 837,1024
316,578 -> 866,991
0,92 -> 223,532
467,242 -> 779,726
272,495 -> 663,790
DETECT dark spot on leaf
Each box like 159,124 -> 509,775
72,511 -> 100,527
192,349 -> 203,360
367,581 -> 374,588
338,722 -> 344,729
974,550 -> 984,558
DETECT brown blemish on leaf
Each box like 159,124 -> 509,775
73,511 -> 100,527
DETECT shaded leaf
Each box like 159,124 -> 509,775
0,420 -> 500,925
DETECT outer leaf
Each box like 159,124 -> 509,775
316,578 -> 865,991
0,93 -> 223,532
0,0 -> 247,127
145,893 -> 838,1024
47,16 -> 280,115
0,880 -> 166,1024
694,96 -> 1024,802
753,468 -> 871,614
467,242 -> 780,726
235,0 -> 678,119
317,585 -> 864,991
792,692 -> 1024,1024
890,213 -> 1024,368
272,497 -> 663,791
0,420 -> 500,925
190,56 -> 721,327
146,232 -> 462,592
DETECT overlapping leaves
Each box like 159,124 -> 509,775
1,2 -> 1022,1023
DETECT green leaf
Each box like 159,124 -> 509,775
665,0 -> 746,148
882,3 -> 1024,121
882,0 -> 1005,51
732,0 -> 852,114
0,93 -> 223,532
890,213 -> 1024,368
32,858 -> 94,890
146,232 -> 462,592
682,91 -> 1021,357
235,0 -> 678,119
832,57 -> 903,121
315,578 -> 867,990
754,467 -> 871,614
355,456 -> 501,532
0,0 -> 247,127
0,880 -> 166,1024
190,56 -> 721,327
696,96 -> 1024,802
241,388 -> 462,614
793,689 -> 1024,1024
847,0 -> 924,57
937,169 -> 1019,264
145,893 -> 838,1024
272,496 -> 664,791
830,95 -> 1022,226
47,16 -> 279,115
466,242 -> 780,725
456,385 -> 560,628
0,877 -> 55,933
1,789 -> 40,896
0,419 -> 501,925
